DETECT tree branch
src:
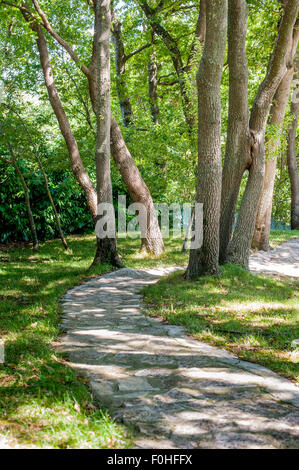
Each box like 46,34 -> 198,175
250,0 -> 299,133
31,0 -> 91,78
125,42 -> 152,62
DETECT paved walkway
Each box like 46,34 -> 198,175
249,238 -> 299,278
58,243 -> 299,448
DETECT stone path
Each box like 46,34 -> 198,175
58,258 -> 299,449
249,238 -> 299,278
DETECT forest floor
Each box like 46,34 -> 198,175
0,229 -> 298,448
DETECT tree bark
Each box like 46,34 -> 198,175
14,162 -> 39,251
252,19 -> 299,250
224,0 -> 299,267
182,206 -> 194,253
148,56 -> 159,124
111,9 -> 134,127
287,96 -> 299,229
219,0 -> 250,264
93,0 -> 122,267
186,0 -> 227,279
88,5 -> 164,255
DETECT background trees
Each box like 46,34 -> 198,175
0,0 -> 297,274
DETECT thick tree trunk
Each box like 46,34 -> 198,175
110,118 -> 164,255
219,0 -> 250,264
252,23 -> 299,250
33,25 -> 97,223
287,98 -> 299,229
225,0 -> 299,267
186,0 -> 227,279
93,0 -> 122,267
252,72 -> 293,250
148,56 -> 159,124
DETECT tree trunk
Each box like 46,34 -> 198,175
93,0 -> 122,267
252,22 -> 299,250
219,0 -> 250,264
110,118 -> 164,255
2,146 -> 39,252
111,12 -> 134,127
225,0 -> 299,267
87,9 -> 164,256
186,0 -> 227,279
38,157 -> 69,250
14,163 -> 39,251
148,56 -> 159,124
287,97 -> 299,229
23,0 -> 164,256
252,157 -> 277,251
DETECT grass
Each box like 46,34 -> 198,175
0,229 -> 298,447
143,230 -> 299,383
0,235 -> 128,449
266,229 -> 299,248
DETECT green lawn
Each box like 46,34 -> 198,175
144,231 -> 299,383
259,229 -> 299,248
0,230 -> 298,447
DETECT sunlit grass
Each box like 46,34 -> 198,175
0,229 -> 298,447
143,263 -> 299,382
0,235 -> 130,448
266,229 -> 299,248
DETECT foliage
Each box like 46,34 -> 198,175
0,164 -> 94,243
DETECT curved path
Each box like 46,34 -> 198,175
58,241 -> 299,449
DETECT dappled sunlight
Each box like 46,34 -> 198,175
144,264 -> 299,381
58,267 -> 299,449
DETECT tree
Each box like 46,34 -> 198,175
93,0 -> 122,266
252,10 -> 299,250
185,0 -> 227,278
220,0 -> 298,267
14,0 -> 165,255
287,80 -> 299,229
3,103 -> 69,250
0,138 -> 39,251
138,0 -> 206,133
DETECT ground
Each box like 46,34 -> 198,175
0,230 -> 298,448
58,266 -> 299,449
